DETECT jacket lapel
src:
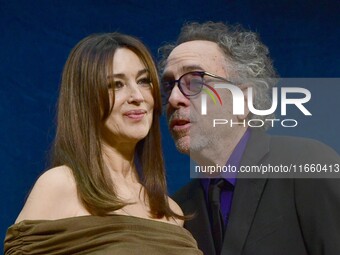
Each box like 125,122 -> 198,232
221,130 -> 270,255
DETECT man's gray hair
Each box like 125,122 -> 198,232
159,21 -> 278,129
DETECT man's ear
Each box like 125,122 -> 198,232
237,84 -> 251,121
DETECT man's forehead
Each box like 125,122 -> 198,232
164,40 -> 224,76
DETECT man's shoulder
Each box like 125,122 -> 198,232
253,129 -> 336,150
250,130 -> 339,160
271,134 -> 331,147
269,134 -> 339,159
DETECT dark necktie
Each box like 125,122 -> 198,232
209,179 -> 227,255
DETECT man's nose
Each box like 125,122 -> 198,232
168,85 -> 190,108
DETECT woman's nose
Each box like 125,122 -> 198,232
127,83 -> 144,104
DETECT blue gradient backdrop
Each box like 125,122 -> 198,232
1,0 -> 339,249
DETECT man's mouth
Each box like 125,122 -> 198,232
170,119 -> 191,131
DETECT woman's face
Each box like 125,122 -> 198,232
101,48 -> 154,146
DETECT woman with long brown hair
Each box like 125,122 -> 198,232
4,33 -> 202,255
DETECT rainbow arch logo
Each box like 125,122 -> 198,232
202,83 -> 223,106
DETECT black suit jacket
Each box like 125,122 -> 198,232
173,130 -> 340,255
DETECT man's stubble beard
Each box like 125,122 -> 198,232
171,122 -> 213,155
168,106 -> 213,155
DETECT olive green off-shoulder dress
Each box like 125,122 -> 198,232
4,215 -> 203,255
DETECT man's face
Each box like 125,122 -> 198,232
162,40 -> 244,156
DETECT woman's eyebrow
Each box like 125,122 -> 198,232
136,68 -> 149,77
107,69 -> 149,79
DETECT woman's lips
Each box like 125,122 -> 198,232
124,109 -> 146,120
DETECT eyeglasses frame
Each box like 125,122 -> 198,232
161,71 -> 233,104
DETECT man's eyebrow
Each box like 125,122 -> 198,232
181,65 -> 204,73
162,65 -> 205,80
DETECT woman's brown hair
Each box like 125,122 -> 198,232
52,33 -> 176,218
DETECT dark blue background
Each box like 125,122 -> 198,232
1,0 -> 339,249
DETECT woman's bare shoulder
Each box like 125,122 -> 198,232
167,196 -> 184,226
15,165 -> 82,223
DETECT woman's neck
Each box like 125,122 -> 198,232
101,141 -> 139,182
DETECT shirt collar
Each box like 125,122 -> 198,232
201,129 -> 251,190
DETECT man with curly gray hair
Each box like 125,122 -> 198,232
160,21 -> 340,255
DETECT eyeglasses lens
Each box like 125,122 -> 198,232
180,73 -> 203,96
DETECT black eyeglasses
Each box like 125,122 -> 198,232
161,71 -> 232,105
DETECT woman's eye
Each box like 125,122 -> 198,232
114,81 -> 124,90
138,78 -> 152,88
